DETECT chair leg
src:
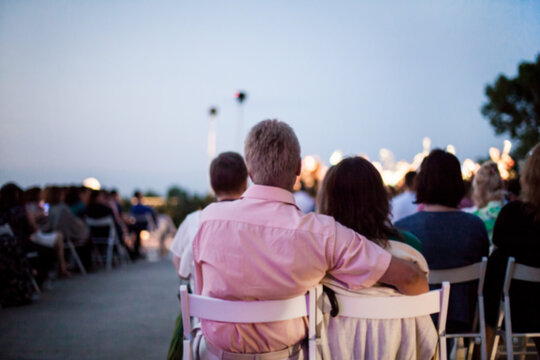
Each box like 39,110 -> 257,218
106,241 -> 113,271
67,241 -> 86,275
440,335 -> 448,360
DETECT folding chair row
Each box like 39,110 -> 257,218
490,257 -> 540,360
429,257 -> 488,360
179,283 -> 450,360
85,215 -> 131,271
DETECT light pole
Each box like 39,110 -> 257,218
207,107 -> 217,160
235,91 -> 247,151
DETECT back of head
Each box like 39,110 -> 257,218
210,152 -> 248,196
318,157 -> 396,247
404,171 -> 417,191
415,149 -> 465,208
0,182 -> 23,211
24,186 -> 42,204
472,161 -> 504,209
64,186 -> 81,206
45,186 -> 64,205
244,119 -> 301,191
521,143 -> 540,211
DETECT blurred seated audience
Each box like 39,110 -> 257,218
483,143 -> 540,355
43,186 -> 89,247
1,183 -> 68,278
317,157 -> 436,359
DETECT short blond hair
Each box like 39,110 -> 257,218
521,143 -> 540,209
244,119 -> 301,190
472,161 -> 504,209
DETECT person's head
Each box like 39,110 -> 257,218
24,187 -> 42,204
0,182 -> 24,210
64,186 -> 82,206
403,171 -> 417,191
89,190 -> 107,205
210,152 -> 248,198
244,119 -> 301,191
472,161 -> 504,209
133,191 -> 143,203
521,143 -> 540,210
45,186 -> 64,205
318,157 -> 397,248
415,149 -> 465,208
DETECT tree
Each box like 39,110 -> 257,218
482,54 -> 540,159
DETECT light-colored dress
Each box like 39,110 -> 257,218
319,240 -> 438,360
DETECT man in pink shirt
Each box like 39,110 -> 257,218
193,120 -> 428,359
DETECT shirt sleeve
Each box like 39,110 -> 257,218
327,222 -> 392,291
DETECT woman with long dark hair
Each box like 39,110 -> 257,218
317,156 -> 436,359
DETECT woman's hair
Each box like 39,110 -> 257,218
521,143 -> 540,218
318,156 -> 399,248
472,161 -> 504,209
45,186 -> 64,205
415,149 -> 465,208
0,182 -> 23,210
23,187 -> 42,204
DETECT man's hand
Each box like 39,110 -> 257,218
378,256 -> 429,295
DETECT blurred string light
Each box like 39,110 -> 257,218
296,139 -> 515,193
329,150 -> 343,165
83,177 -> 101,190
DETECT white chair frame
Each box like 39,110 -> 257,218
428,257 -> 488,360
489,257 -> 540,360
65,236 -> 86,275
179,285 -> 323,360
332,283 -> 451,360
85,216 -> 130,271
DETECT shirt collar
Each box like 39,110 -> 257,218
242,184 -> 299,208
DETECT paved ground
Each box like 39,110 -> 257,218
0,258 -> 180,360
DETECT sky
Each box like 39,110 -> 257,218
1,0 -> 539,196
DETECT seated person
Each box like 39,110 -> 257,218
470,161 -> 504,242
192,120 -> 428,359
170,151 -> 248,289
43,186 -> 89,247
483,143 -> 540,355
317,157 -> 436,359
129,191 -> 158,258
395,150 -> 489,342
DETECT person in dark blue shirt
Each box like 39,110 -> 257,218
395,150 -> 489,344
130,191 -> 158,259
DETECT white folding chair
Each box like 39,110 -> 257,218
65,236 -> 86,275
179,285 -> 323,360
429,258 -> 488,360
331,283 -> 450,360
85,216 -> 130,271
490,257 -> 540,360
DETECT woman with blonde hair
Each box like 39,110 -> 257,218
483,143 -> 540,355
472,161 -> 505,241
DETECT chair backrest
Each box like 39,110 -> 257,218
429,258 -> 488,360
429,257 -> 488,294
503,257 -> 540,295
85,216 -> 117,242
334,284 -> 450,320
180,285 -> 322,360
333,283 -> 451,360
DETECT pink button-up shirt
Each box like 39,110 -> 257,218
193,185 -> 392,353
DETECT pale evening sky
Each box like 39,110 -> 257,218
1,0 -> 539,196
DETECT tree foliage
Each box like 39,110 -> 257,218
482,54 -> 540,159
